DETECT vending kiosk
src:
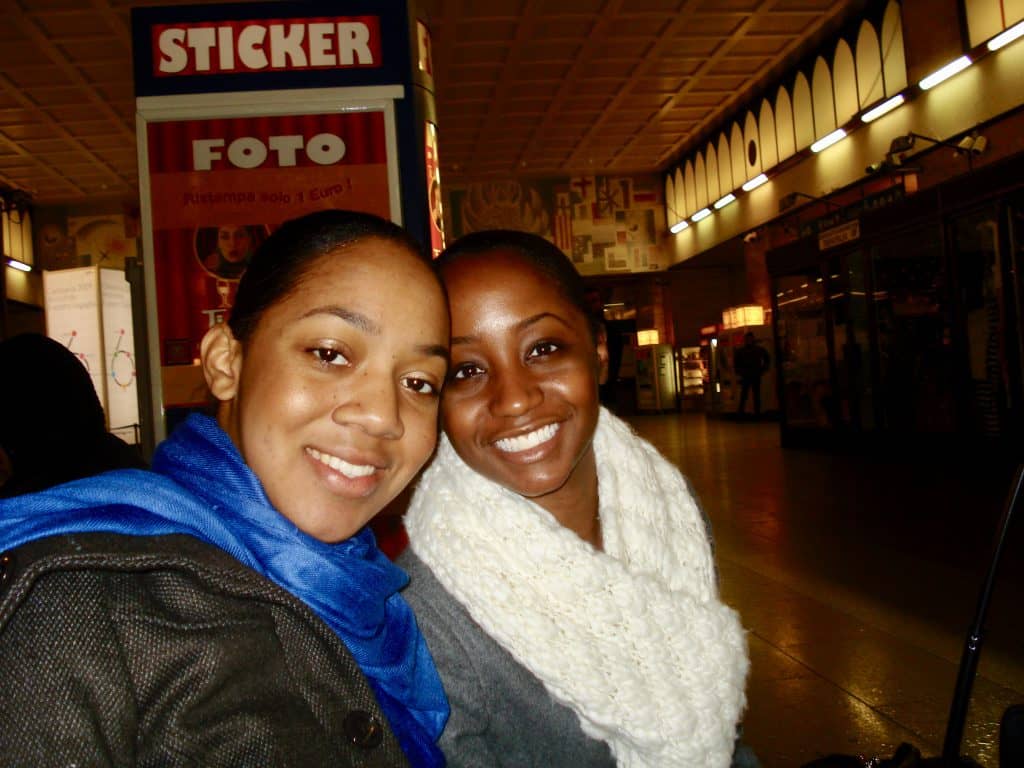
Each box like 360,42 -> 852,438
132,1 -> 443,442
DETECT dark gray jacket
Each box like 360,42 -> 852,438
400,550 -> 615,768
0,532 -> 407,768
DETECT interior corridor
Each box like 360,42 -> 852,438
623,413 -> 1023,767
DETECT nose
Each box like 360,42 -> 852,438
332,370 -> 405,439
490,365 -> 542,416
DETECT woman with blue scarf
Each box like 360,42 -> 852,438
0,210 -> 450,767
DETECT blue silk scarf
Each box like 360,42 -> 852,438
0,414 -> 447,766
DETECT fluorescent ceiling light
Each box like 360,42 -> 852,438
691,207 -> 712,222
713,193 -> 736,209
861,94 -> 905,123
810,128 -> 847,153
918,56 -> 971,90
988,19 -> 1024,50
741,173 -> 768,192
669,220 -> 689,234
6,257 -> 32,272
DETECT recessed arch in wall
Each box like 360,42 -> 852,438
717,132 -> 732,196
881,0 -> 907,95
674,167 -> 686,220
730,121 -> 746,188
743,110 -> 761,177
758,99 -> 778,172
705,142 -> 721,202
833,40 -> 859,125
775,86 -> 796,161
684,160 -> 697,218
664,174 -> 676,226
792,72 -> 815,150
856,20 -> 884,107
694,152 -> 708,210
812,56 -> 836,138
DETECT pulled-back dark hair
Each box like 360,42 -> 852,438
436,230 -> 602,339
229,209 -> 429,343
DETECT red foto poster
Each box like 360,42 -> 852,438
146,111 -> 390,367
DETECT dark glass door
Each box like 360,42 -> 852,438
825,248 -> 876,431
870,225 -> 956,434
773,269 -> 834,429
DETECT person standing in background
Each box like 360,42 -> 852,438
734,331 -> 770,418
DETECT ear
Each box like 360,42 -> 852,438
595,326 -> 610,386
200,322 -> 243,402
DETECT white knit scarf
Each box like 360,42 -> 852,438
405,408 -> 748,768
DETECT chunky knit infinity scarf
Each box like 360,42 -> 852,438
0,414 -> 447,767
405,407 -> 748,767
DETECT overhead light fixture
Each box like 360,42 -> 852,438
987,19 -> 1024,50
918,55 -> 972,90
670,219 -> 689,234
713,193 -> 736,209
5,257 -> 32,272
810,128 -> 847,153
861,94 -> 905,123
741,173 -> 768,192
691,207 -> 712,222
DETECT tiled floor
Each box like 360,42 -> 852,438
624,412 -> 1023,768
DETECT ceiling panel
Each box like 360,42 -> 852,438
0,0 -> 865,203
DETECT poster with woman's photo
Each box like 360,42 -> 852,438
145,111 -> 391,368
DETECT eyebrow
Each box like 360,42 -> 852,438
450,312 -> 570,346
304,305 -> 448,361
302,305 -> 380,335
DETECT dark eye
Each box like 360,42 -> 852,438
451,362 -> 485,381
527,341 -> 560,359
403,376 -> 438,396
311,347 -> 348,367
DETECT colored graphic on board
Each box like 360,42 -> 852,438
109,328 -> 136,390
64,330 -> 91,373
449,174 -> 664,275
146,110 -> 391,367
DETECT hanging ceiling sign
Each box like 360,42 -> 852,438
132,1 -> 410,96
152,17 -> 383,76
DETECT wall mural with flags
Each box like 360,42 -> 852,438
446,173 -> 665,275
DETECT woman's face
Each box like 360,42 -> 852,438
440,250 -> 605,512
218,226 -> 253,263
223,238 -> 448,542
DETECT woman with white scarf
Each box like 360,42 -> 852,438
400,230 -> 754,767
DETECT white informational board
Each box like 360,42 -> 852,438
100,269 -> 140,442
43,266 -> 140,444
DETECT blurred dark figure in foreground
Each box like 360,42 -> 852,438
0,333 -> 146,498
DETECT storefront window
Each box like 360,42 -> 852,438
774,271 -> 832,428
953,201 -> 1024,439
870,226 -> 955,433
826,250 -> 875,431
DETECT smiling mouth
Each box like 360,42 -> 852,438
306,447 -> 375,478
494,423 -> 560,453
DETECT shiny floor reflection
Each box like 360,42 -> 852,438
624,413 -> 1022,768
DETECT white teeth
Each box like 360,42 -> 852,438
495,423 -> 560,453
307,447 -> 375,478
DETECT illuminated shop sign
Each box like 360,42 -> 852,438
152,18 -> 382,76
